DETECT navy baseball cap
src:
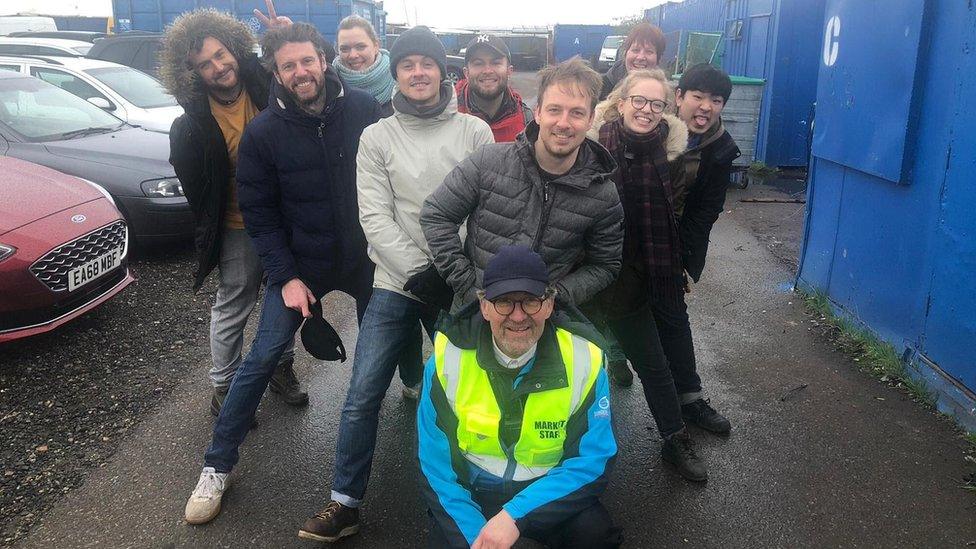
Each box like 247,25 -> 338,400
464,33 -> 511,63
301,300 -> 347,362
483,245 -> 549,300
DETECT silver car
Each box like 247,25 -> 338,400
0,55 -> 182,133
0,37 -> 91,57
0,71 -> 192,243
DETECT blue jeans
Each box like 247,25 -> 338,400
204,279 -> 370,473
331,289 -> 438,507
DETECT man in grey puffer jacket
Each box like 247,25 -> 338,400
421,58 -> 623,308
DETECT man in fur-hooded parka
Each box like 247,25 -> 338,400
161,10 -> 306,410
162,8 -> 269,292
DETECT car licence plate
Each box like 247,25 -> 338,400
67,246 -> 125,292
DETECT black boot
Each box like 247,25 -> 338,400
269,359 -> 309,406
661,429 -> 708,482
606,359 -> 634,387
681,398 -> 731,435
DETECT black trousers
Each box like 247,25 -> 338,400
427,492 -> 622,549
589,260 -> 703,437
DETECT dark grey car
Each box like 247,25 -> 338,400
0,71 -> 192,243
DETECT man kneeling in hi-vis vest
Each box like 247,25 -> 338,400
417,245 -> 622,549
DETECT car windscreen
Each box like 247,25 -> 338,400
71,44 -> 92,55
85,65 -> 177,108
0,77 -> 122,142
603,36 -> 624,49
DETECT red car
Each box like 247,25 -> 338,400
0,157 -> 134,343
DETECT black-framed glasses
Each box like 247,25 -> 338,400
491,296 -> 546,315
627,95 -> 667,114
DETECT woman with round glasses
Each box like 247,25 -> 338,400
334,15 -> 396,116
599,22 -> 667,101
586,69 -> 710,482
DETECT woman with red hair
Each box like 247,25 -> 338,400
599,22 -> 667,100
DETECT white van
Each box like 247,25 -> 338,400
598,35 -> 624,72
0,16 -> 58,36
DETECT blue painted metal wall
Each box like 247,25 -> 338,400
111,0 -> 385,44
650,0 -> 725,34
552,24 -> 613,62
753,0 -> 825,166
53,16 -> 110,32
797,0 -> 976,427
646,0 -> 824,167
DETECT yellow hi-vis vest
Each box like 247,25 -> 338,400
433,328 -> 602,482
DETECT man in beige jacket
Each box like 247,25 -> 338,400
296,26 -> 493,543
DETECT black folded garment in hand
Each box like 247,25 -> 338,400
301,300 -> 347,362
403,265 -> 454,311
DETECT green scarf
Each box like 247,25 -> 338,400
334,49 -> 396,106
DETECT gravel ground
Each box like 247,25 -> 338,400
0,241 -> 212,546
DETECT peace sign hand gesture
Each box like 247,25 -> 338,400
253,0 -> 293,29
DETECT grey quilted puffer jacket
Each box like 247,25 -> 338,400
421,121 -> 624,307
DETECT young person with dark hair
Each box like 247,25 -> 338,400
455,33 -> 533,142
664,63 -> 741,440
182,22 -> 382,525
162,8 -> 310,419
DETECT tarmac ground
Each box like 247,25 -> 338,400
4,70 -> 975,548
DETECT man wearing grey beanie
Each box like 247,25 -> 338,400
296,25 -> 494,543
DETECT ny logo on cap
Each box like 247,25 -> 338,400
477,34 -> 491,43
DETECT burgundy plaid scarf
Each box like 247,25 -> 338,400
600,118 -> 684,306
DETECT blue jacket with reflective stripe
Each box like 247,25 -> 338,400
417,303 -> 617,547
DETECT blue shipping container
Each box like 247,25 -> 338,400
53,16 -> 110,32
111,0 -> 385,45
552,24 -> 613,63
655,0 -> 725,34
724,0 -> 826,166
648,0 -> 824,167
797,0 -> 976,430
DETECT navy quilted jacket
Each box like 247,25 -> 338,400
236,68 -> 382,287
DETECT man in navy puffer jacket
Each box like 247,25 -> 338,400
183,22 -> 381,525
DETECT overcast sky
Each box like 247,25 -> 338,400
386,0 -> 665,28
6,0 -> 669,28
0,0 -> 665,28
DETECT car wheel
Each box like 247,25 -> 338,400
446,66 -> 462,84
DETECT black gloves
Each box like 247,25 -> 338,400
404,265 -> 454,311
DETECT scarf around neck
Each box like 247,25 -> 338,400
600,118 -> 684,306
392,81 -> 453,119
334,49 -> 395,106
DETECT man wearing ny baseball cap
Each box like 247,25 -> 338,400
417,245 -> 621,548
456,33 -> 533,142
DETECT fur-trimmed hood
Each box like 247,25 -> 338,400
587,113 -> 688,162
159,8 -> 257,105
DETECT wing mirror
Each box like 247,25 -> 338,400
87,97 -> 115,111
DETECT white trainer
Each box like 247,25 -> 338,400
184,467 -> 229,524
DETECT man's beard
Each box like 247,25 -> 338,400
207,68 -> 238,93
470,78 -> 507,102
286,78 -> 326,110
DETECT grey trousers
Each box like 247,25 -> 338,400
208,228 -> 294,389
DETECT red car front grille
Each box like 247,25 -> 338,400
29,220 -> 128,292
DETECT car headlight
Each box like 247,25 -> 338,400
76,177 -> 116,206
141,178 -> 184,198
0,244 -> 15,263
